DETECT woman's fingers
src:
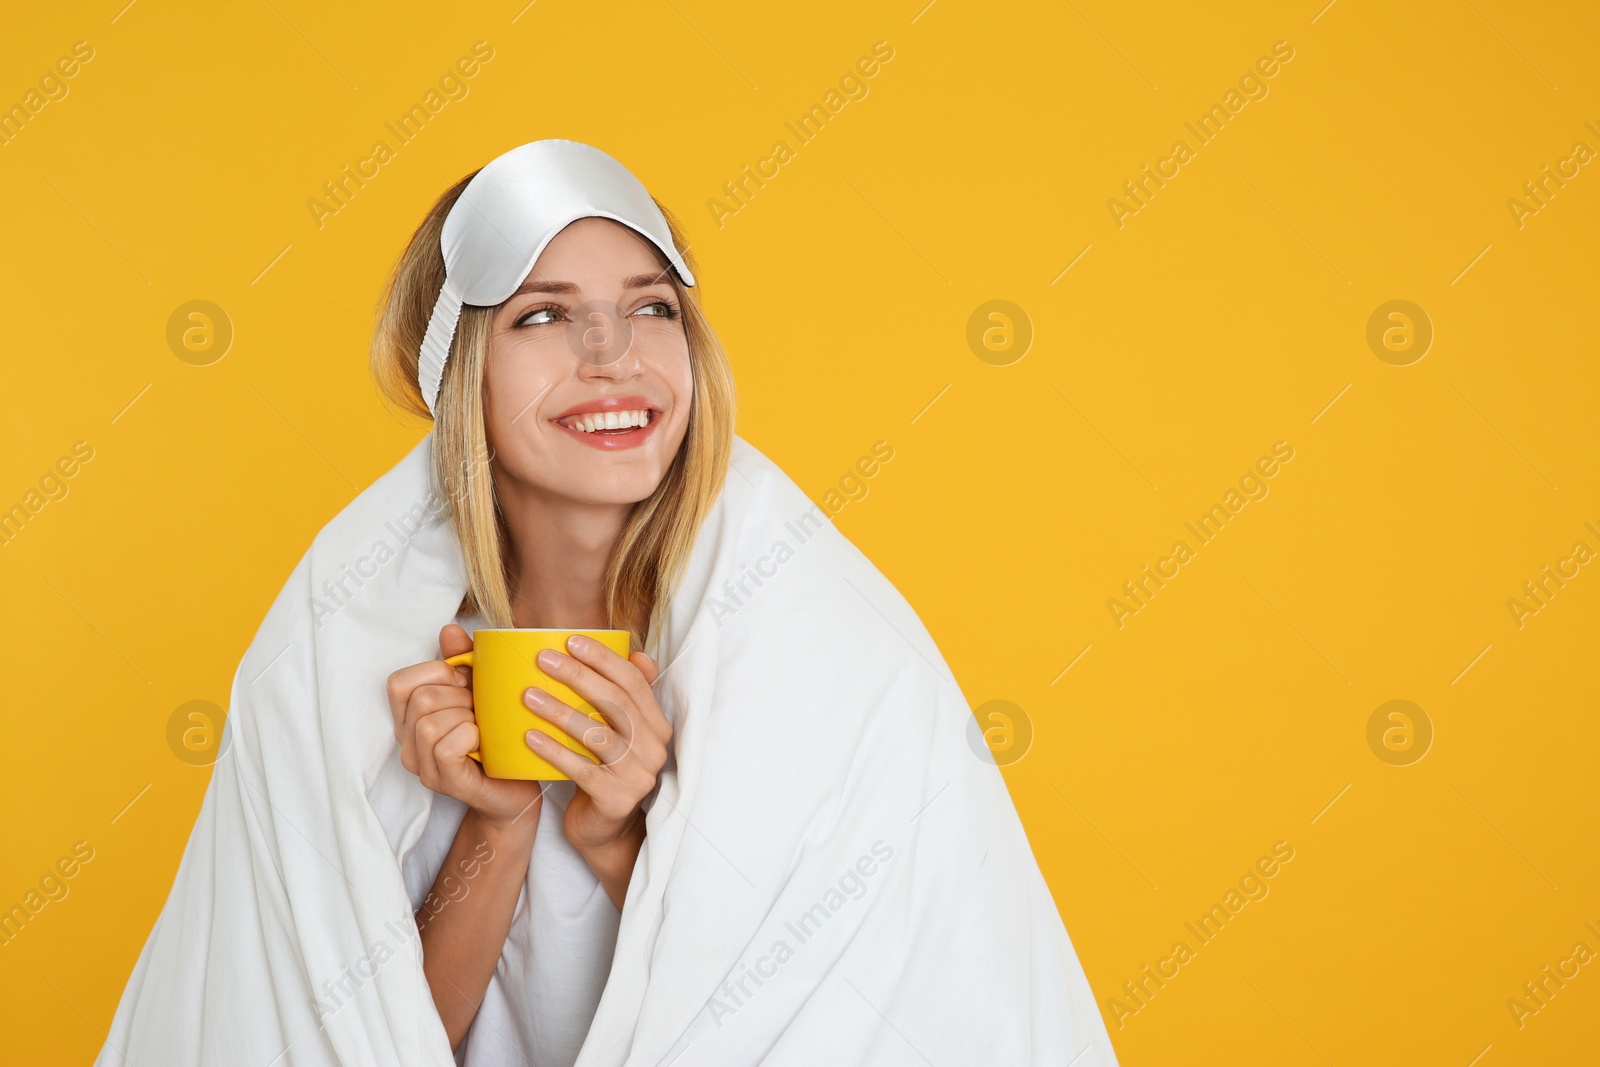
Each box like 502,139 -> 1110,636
402,682 -> 473,775
413,705 -> 473,788
630,652 -> 661,686
561,635 -> 648,701
430,718 -> 483,795
628,653 -> 671,744
439,623 -> 473,658
534,724 -> 654,827
523,723 -> 603,789
535,644 -> 636,740
541,637 -> 672,745
439,625 -> 473,685
522,689 -> 624,762
386,628 -> 474,741
532,644 -> 673,848
386,660 -> 463,732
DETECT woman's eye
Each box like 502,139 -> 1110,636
518,306 -> 564,326
634,300 -> 676,318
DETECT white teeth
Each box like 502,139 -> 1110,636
562,409 -> 652,433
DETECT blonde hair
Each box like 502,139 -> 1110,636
370,168 -> 736,646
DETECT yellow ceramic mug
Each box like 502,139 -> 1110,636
445,628 -> 630,780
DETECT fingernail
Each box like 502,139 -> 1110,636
526,730 -> 545,747
537,649 -> 562,671
523,687 -> 544,708
567,634 -> 590,653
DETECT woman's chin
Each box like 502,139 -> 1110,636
551,454 -> 673,506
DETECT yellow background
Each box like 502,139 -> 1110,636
3,1 -> 1596,1063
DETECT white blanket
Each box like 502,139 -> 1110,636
98,434 -> 1117,1066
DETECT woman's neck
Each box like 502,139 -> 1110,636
497,485 -> 630,630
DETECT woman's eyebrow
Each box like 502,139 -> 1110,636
509,271 -> 672,298
512,279 -> 581,296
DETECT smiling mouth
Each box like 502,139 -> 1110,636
549,396 -> 664,451
555,407 -> 655,434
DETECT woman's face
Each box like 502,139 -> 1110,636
482,217 -> 693,507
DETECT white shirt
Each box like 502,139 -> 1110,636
391,612 -> 622,1067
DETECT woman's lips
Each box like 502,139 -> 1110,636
553,394 -> 658,419
551,398 -> 663,451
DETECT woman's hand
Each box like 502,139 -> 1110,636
521,635 -> 671,856
386,623 -> 545,835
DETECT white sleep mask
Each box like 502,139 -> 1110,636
415,139 -> 695,416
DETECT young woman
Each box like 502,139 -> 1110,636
98,141 -> 1117,1067
375,185 -> 731,1054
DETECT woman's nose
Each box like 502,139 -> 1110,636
570,302 -> 641,377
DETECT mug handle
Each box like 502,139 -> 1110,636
443,651 -> 483,764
